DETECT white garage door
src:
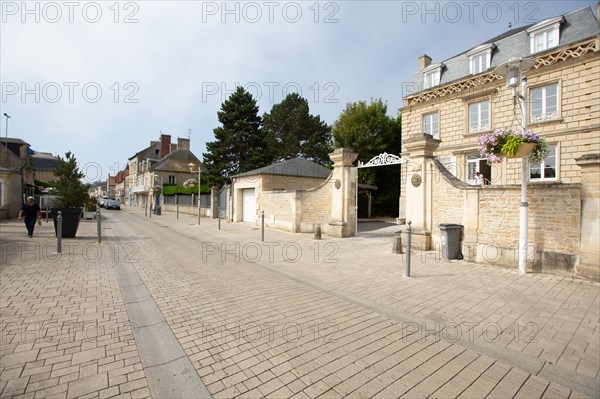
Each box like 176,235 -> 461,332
242,189 -> 256,223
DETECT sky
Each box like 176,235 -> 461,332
1,0 -> 597,183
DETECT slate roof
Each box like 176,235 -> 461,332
410,7 -> 600,94
233,157 -> 331,179
31,154 -> 59,170
151,149 -> 201,171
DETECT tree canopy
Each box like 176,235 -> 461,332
262,93 -> 332,165
332,99 -> 402,216
203,86 -> 270,187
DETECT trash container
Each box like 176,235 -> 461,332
439,224 -> 464,260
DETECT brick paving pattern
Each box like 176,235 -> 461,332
1,208 -> 598,398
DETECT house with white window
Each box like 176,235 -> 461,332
399,6 -> 599,280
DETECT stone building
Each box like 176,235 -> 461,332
399,6 -> 599,280
126,134 -> 200,210
230,152 -> 358,237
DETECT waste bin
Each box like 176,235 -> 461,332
439,224 -> 464,260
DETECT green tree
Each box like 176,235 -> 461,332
332,99 -> 402,216
49,151 -> 91,208
203,86 -> 269,187
262,93 -> 332,165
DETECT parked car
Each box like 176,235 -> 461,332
98,196 -> 110,208
105,199 -> 121,210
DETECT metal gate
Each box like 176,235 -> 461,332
356,152 -> 406,236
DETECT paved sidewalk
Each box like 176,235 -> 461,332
1,207 -> 599,398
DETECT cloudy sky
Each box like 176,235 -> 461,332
1,0 -> 596,182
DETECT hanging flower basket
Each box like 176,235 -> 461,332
478,128 -> 549,164
506,142 -> 536,158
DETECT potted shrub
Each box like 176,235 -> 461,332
48,151 -> 91,238
479,128 -> 548,164
83,196 -> 98,220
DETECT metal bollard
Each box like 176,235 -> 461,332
97,209 -> 101,243
56,211 -> 62,254
405,221 -> 412,278
176,203 -> 179,220
314,224 -> 321,240
218,207 -> 221,230
145,202 -> 147,217
261,211 -> 265,242
149,203 -> 152,219
45,204 -> 49,223
392,235 -> 403,254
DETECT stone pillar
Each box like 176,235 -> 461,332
327,148 -> 358,238
576,154 -> 600,282
403,134 -> 441,249
210,186 -> 219,218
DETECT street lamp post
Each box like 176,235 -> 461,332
494,57 -> 534,275
188,163 -> 201,225
3,113 -> 10,148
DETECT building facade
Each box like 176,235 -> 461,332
399,6 -> 600,279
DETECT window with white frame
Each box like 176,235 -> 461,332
530,83 -> 559,122
169,175 -> 176,184
527,16 -> 563,54
467,43 -> 494,75
423,112 -> 439,139
530,144 -> 557,180
422,63 -> 443,89
468,100 -> 490,133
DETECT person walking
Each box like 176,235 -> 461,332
18,196 -> 42,238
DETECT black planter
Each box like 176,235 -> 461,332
50,207 -> 83,238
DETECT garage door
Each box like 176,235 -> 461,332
242,189 -> 256,223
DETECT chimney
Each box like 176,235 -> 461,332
160,134 -> 171,158
177,137 -> 190,151
419,54 -> 432,71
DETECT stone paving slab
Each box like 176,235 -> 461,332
1,218 -> 151,398
2,208 -> 599,398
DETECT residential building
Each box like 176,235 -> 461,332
126,134 -> 200,209
0,138 -> 34,220
399,6 -> 600,279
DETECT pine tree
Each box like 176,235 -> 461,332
262,93 -> 332,165
203,87 -> 269,187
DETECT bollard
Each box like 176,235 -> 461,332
45,203 -> 49,224
97,209 -> 101,243
314,224 -> 322,240
261,211 -> 265,242
57,211 -> 63,254
218,206 -> 221,230
149,203 -> 152,219
392,235 -> 403,254
405,221 -> 412,278
176,203 -> 179,220
145,202 -> 147,217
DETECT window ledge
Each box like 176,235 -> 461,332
528,118 -> 563,128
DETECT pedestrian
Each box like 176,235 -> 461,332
18,196 -> 42,238
475,172 -> 484,187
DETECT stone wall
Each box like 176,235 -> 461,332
430,161 -> 582,275
258,175 -> 334,233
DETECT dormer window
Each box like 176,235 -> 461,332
526,16 -> 563,54
422,63 -> 443,89
467,43 -> 495,75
